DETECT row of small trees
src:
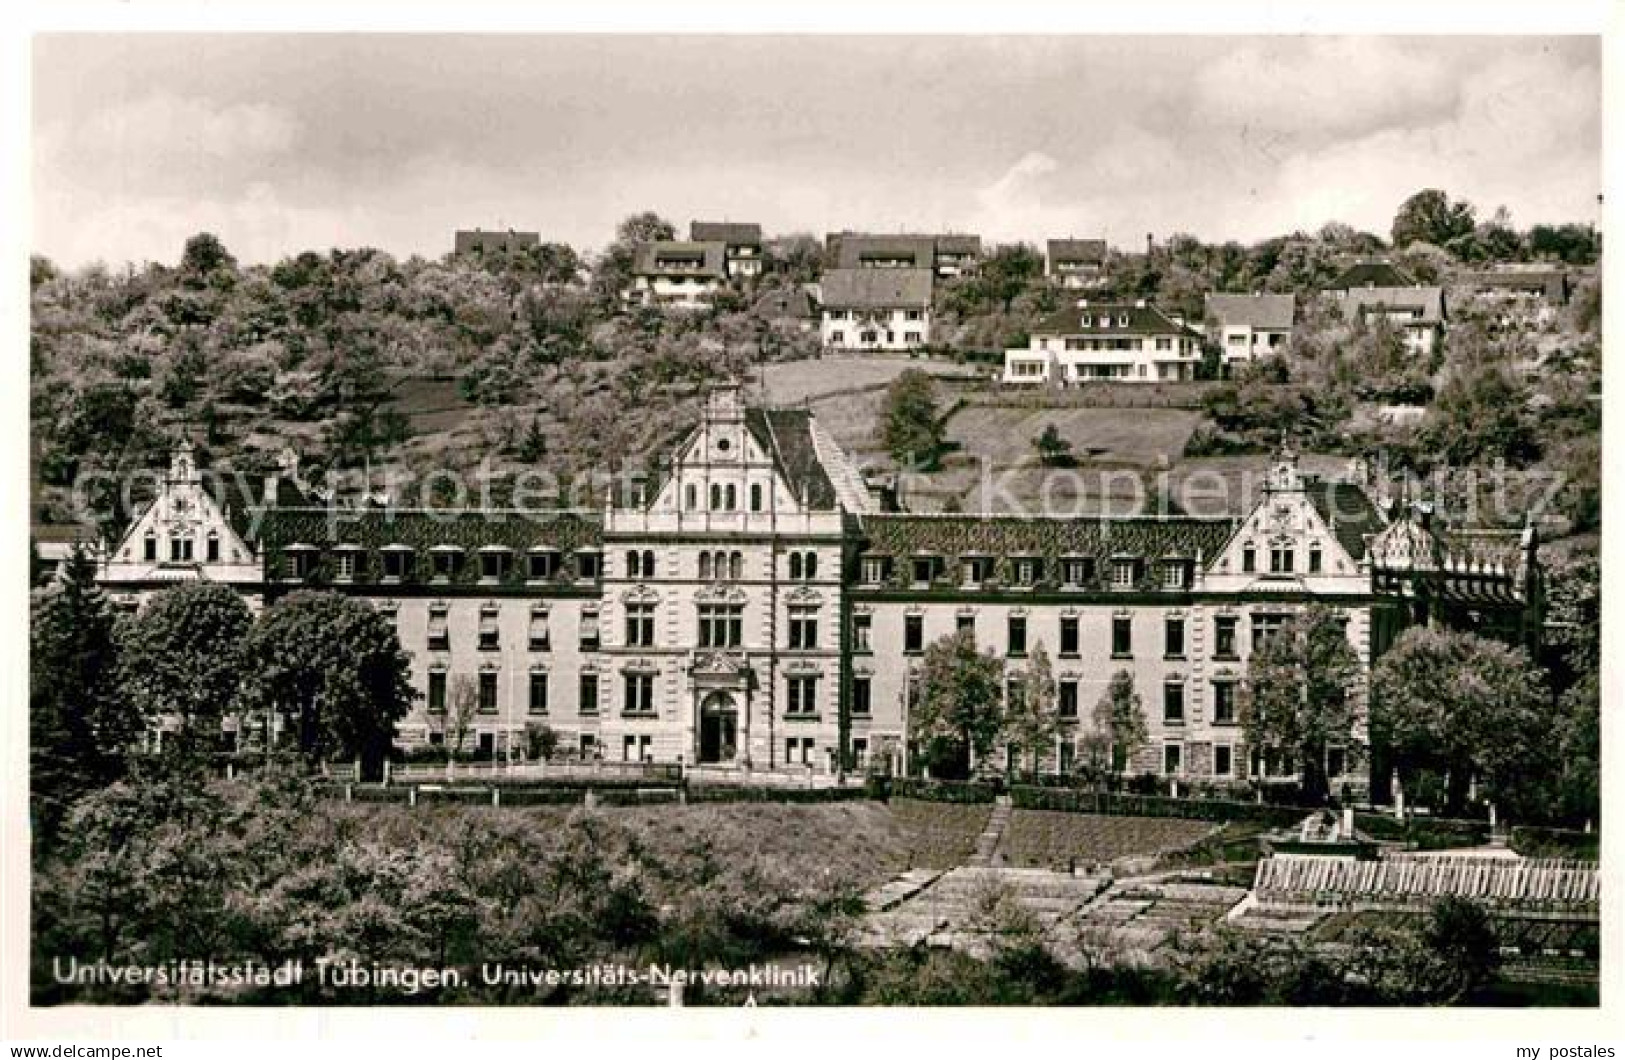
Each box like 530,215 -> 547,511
30,548 -> 416,843
903,602 -> 1585,823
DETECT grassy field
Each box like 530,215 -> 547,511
946,405 -> 1203,470
754,355 -> 984,407
887,798 -> 994,870
1001,811 -> 1215,869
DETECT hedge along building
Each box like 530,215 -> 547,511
89,385 -> 1541,787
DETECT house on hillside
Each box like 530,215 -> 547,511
1047,238 -> 1109,289
819,268 -> 932,352
1323,259 -> 1417,294
1002,299 -> 1203,384
1336,286 -> 1446,357
690,222 -> 765,278
1204,292 -> 1296,369
933,235 -> 982,278
626,241 -> 729,309
1456,266 -> 1570,328
753,285 -> 819,332
454,229 -> 539,257
827,233 -> 937,272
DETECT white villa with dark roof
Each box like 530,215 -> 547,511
1047,238 -> 1109,289
819,268 -> 933,352
626,241 -> 729,309
689,222 -> 764,278
1003,300 -> 1204,384
1204,292 -> 1296,369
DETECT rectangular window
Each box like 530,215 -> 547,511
480,551 -> 508,581
851,613 -> 872,653
1309,547 -> 1323,574
1111,559 -> 1135,589
904,614 -> 924,654
1252,613 -> 1288,652
334,551 -> 356,580
579,673 -> 599,716
478,672 -> 498,714
851,676 -> 872,716
623,673 -> 655,715
1164,617 -> 1185,658
433,550 -> 459,579
1164,743 -> 1183,776
427,671 -> 447,714
698,604 -> 744,649
529,608 -> 550,651
528,551 -> 558,579
1059,615 -> 1080,657
1242,547 -> 1256,573
1007,615 -> 1028,657
1059,679 -> 1079,719
478,607 -> 500,651
905,309 -> 923,321
1214,616 -> 1238,659
625,603 -> 656,648
1161,562 -> 1185,590
528,672 -> 549,715
786,737 -> 814,766
144,536 -> 158,562
861,556 -> 887,584
206,536 -> 220,563
1270,547 -> 1295,574
1111,616 -> 1133,658
956,613 -> 976,638
1214,745 -> 1233,777
788,606 -> 819,650
1212,680 -> 1237,725
427,607 -> 450,652
576,552 -> 601,580
580,608 -> 601,650
852,737 -> 869,770
911,557 -> 935,585
1163,682 -> 1185,724
383,550 -> 412,580
1063,558 -> 1094,585
1013,558 -> 1040,586
787,676 -> 818,716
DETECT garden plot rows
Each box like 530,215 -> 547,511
1001,810 -> 1217,868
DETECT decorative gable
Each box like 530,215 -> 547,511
104,442 -> 259,584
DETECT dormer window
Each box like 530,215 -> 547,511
1161,560 -> 1186,590
430,546 -> 462,581
284,545 -> 316,580
527,548 -> 558,580
382,545 -> 414,581
911,555 -> 937,586
962,555 -> 993,586
861,556 -> 889,584
1012,557 -> 1041,587
575,550 -> 602,580
479,547 -> 512,582
1062,557 -> 1094,586
333,547 -> 360,581
1111,558 -> 1135,590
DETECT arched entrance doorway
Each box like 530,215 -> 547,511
698,690 -> 739,764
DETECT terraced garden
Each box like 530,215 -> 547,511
1001,810 -> 1216,869
888,798 -> 995,869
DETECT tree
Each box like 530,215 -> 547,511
116,582 -> 254,754
909,629 -> 1005,778
1390,189 -> 1476,252
1545,558 -> 1600,823
446,675 -> 479,763
30,546 -> 141,844
1032,422 -> 1074,467
1003,643 -> 1058,774
1240,605 -> 1360,802
615,212 -> 676,246
1092,670 -> 1148,775
880,368 -> 944,469
237,591 -> 416,779
1370,625 -> 1552,818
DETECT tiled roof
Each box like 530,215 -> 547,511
1458,269 -> 1569,302
830,234 -> 936,270
690,222 -> 762,246
744,408 -> 839,510
1205,292 -> 1296,330
1340,286 -> 1445,326
1305,479 -> 1387,562
1326,260 -> 1416,291
858,514 -> 1234,590
820,268 -> 933,309
633,241 -> 728,279
454,230 -> 540,254
753,286 -> 818,320
257,508 -> 602,587
935,234 -> 982,257
1048,239 -> 1108,265
1032,301 -> 1202,338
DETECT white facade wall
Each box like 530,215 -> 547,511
821,307 -> 930,351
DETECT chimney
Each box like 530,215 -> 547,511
1146,232 -> 1154,256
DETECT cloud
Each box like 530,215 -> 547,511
1191,38 -> 1459,142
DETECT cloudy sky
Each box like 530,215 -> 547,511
31,34 -> 1602,268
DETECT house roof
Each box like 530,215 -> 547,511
830,234 -> 937,270
255,508 -> 603,587
857,514 -> 1236,589
1205,292 -> 1296,331
1032,301 -> 1202,338
1458,269 -> 1569,302
1305,479 -> 1387,562
935,234 -> 982,257
1340,286 -> 1445,326
632,241 -> 728,279
1048,239 -> 1108,266
744,408 -> 839,510
1326,260 -> 1416,291
454,229 -> 539,254
690,221 -> 762,246
820,268 -> 933,310
753,285 -> 818,320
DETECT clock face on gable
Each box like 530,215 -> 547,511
713,433 -> 736,460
